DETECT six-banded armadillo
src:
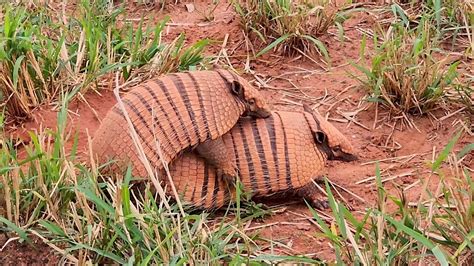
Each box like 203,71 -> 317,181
91,69 -> 271,182
165,108 -> 357,210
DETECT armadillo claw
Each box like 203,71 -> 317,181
216,168 -> 237,186
222,173 -> 237,186
311,199 -> 329,210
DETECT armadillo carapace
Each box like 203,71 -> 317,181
91,69 -> 271,181
166,109 -> 357,210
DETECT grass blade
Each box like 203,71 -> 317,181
432,130 -> 462,171
255,34 -> 289,57
0,216 -> 29,242
383,214 -> 448,265
12,55 -> 26,89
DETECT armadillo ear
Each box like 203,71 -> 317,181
231,81 -> 244,98
314,131 -> 327,144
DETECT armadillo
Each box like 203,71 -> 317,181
91,69 -> 271,182
165,107 -> 357,209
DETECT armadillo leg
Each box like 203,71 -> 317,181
195,137 -> 237,185
296,177 -> 329,210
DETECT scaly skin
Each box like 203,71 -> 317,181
166,110 -> 357,210
91,69 -> 271,181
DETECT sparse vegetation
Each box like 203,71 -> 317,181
311,132 -> 473,265
353,19 -> 461,115
391,0 -> 473,54
234,0 -> 343,61
421,0 -> 472,42
0,0 -> 207,119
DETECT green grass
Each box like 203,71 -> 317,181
0,0 -> 208,119
421,0 -> 472,42
391,0 -> 473,54
310,130 -> 473,265
352,18 -> 463,115
234,0 -> 346,61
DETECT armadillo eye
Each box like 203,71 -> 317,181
248,98 -> 256,105
315,131 -> 327,144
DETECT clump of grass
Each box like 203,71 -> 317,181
0,6 -> 56,119
392,0 -> 474,54
353,19 -> 460,115
234,0 -> 343,61
311,131 -> 473,265
0,0 -> 208,120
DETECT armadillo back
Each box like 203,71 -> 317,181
167,111 -> 327,209
92,70 -> 246,177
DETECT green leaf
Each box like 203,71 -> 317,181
12,55 -> 26,89
0,44 -> 7,61
140,246 -> 160,265
77,185 -> 115,215
391,4 -> 410,27
384,214 -> 449,265
432,130 -> 462,171
412,38 -> 424,57
453,231 -> 474,259
457,143 -> 474,160
360,34 -> 366,59
39,220 -> 67,237
0,216 -> 29,242
67,243 -> 126,264
443,61 -> 460,85
302,35 -> 330,62
229,254 -> 245,266
251,254 -> 322,263
433,0 -> 441,29
255,34 -> 289,58
350,61 -> 375,80
335,21 -> 344,42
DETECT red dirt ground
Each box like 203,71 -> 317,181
1,0 -> 473,263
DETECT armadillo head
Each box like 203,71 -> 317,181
230,80 -> 271,118
217,69 -> 271,118
303,104 -> 358,162
236,81 -> 271,118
